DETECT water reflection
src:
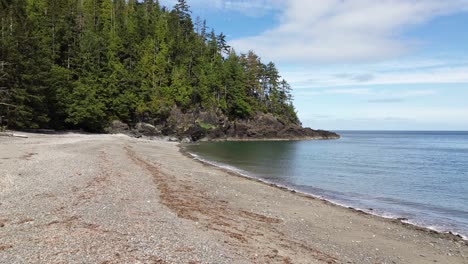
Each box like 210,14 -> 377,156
187,141 -> 301,183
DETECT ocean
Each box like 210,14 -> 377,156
185,131 -> 468,239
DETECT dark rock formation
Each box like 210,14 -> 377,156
217,113 -> 339,141
106,108 -> 340,142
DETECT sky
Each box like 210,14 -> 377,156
161,0 -> 468,131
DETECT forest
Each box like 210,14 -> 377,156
0,0 -> 299,132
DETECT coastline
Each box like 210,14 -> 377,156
181,145 -> 468,242
1,133 -> 467,263
200,135 -> 341,142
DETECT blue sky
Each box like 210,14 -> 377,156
161,0 -> 468,130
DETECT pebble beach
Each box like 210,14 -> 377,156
0,133 -> 467,263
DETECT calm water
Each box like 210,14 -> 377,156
186,131 -> 468,238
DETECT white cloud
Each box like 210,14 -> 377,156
326,88 -> 371,95
282,60 -> 468,89
300,105 -> 468,130
295,87 -> 438,99
230,0 -> 468,63
341,106 -> 468,122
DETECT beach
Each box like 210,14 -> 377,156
0,133 -> 467,263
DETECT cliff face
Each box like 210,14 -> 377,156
107,107 -> 340,142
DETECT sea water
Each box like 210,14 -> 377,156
186,131 -> 468,238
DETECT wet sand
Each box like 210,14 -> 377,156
0,133 -> 467,263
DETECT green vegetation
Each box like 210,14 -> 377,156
197,121 -> 216,131
0,0 -> 299,132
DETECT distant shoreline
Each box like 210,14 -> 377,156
334,130 -> 468,133
200,135 -> 341,142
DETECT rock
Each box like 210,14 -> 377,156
220,112 -> 339,140
181,137 -> 191,143
106,108 -> 339,142
136,122 -> 160,136
196,111 -> 220,125
168,137 -> 179,142
106,120 -> 130,134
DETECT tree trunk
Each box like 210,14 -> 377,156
1,17 -> 4,43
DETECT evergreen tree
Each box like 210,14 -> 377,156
0,0 -> 301,131
224,51 -> 251,119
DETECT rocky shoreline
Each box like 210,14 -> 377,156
107,108 -> 340,142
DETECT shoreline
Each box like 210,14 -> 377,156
201,136 -> 340,142
180,144 -> 468,243
2,129 -> 341,142
2,132 -> 467,263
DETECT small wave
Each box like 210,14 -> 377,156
188,152 -> 255,179
408,221 -> 468,240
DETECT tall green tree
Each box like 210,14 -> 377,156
223,51 -> 251,119
0,0 -> 301,131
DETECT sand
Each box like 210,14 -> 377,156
0,132 -> 467,263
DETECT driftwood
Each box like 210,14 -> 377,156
0,132 -> 28,138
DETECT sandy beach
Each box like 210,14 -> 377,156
0,133 -> 467,263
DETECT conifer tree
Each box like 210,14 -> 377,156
0,0 -> 301,131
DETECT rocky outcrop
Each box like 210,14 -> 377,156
106,108 -> 340,142
218,113 -> 340,141
135,122 -> 160,136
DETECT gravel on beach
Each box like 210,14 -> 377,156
0,133 -> 467,263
